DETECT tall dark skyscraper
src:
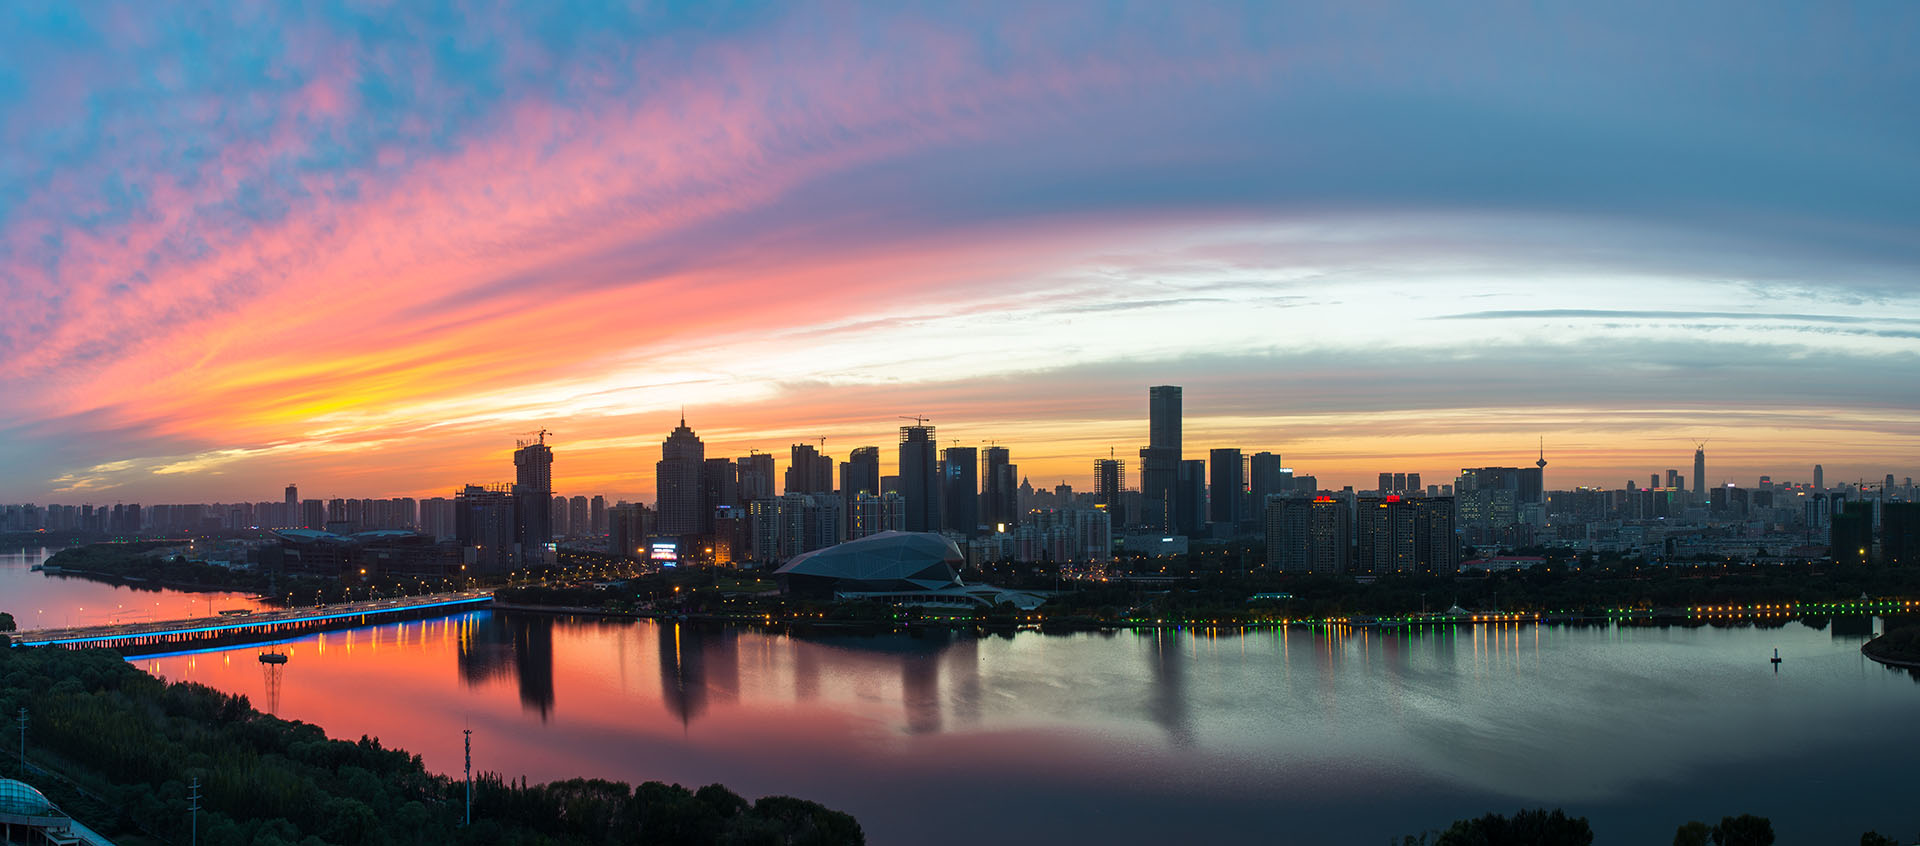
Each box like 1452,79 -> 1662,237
1175,458 -> 1206,536
1150,385 -> 1182,454
703,457 -> 738,520
942,446 -> 979,534
1139,385 -> 1182,532
1249,452 -> 1285,507
283,483 -> 297,527
840,446 -> 881,534
513,433 -> 554,552
1209,448 -> 1244,525
982,446 -> 1017,529
656,416 -> 706,536
1814,464 -> 1824,492
899,423 -> 940,532
1094,457 -> 1126,519
737,453 -> 776,505
785,443 -> 834,494
1693,445 -> 1707,505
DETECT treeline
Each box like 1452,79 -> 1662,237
44,542 -> 270,592
1407,807 -> 1905,845
0,647 -> 862,845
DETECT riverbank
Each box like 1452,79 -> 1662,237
1861,627 -> 1920,668
0,646 -> 864,844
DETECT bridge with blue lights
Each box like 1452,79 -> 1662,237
7,592 -> 494,655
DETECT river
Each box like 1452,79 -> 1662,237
6,546 -> 1918,844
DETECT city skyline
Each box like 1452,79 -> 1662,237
2,2 -> 1916,504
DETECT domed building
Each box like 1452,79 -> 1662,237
774,531 -> 1045,609
0,777 -> 107,845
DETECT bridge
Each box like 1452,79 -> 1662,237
7,591 -> 493,655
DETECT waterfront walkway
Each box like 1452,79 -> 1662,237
7,591 -> 492,654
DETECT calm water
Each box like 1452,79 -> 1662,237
8,547 -> 1919,844
0,546 -> 268,629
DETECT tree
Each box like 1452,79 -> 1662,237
1674,821 -> 1713,846
1436,809 -> 1593,846
1711,815 -> 1774,846
0,611 -> 15,632
1859,832 -> 1898,846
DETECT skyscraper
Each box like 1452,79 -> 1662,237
1249,452 -> 1286,507
1094,458 -> 1126,519
568,495 -> 589,538
982,446 -> 1018,530
283,484 -> 298,527
456,484 -> 518,575
840,446 -> 881,535
1209,448 -> 1244,526
513,434 -> 554,552
1814,464 -> 1824,492
899,423 -> 940,532
703,457 -> 739,521
656,416 -> 706,537
1175,459 -> 1207,536
942,446 -> 979,534
785,443 -> 834,494
737,453 -> 776,505
1693,446 -> 1707,505
1139,385 -> 1182,533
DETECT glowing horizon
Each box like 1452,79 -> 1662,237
1,2 -> 1915,505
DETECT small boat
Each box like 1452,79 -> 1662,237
258,652 -> 288,665
1770,648 -> 1782,666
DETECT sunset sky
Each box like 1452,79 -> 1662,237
1,2 -> 1916,505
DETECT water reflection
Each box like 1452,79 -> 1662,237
128,609 -> 1920,846
458,612 -> 556,718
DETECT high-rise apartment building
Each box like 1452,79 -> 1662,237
568,496 -> 589,538
703,457 -> 738,521
737,453 -> 776,506
455,484 -> 518,575
656,417 -> 706,536
1138,385 -> 1182,533
590,495 -> 608,535
513,435 -> 554,555
982,446 -> 1018,530
1209,448 -> 1244,526
1094,458 -> 1126,520
840,446 -> 881,535
942,446 -> 979,534
785,443 -> 834,494
1175,459 -> 1206,536
1249,452 -> 1286,508
283,484 -> 298,527
1693,446 -> 1707,505
899,424 -> 940,532
1308,495 -> 1352,574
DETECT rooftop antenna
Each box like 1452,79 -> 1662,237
1536,437 -> 1547,470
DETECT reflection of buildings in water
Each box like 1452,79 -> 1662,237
793,640 -> 821,701
947,636 -> 981,727
1147,629 -> 1194,746
657,622 -> 744,727
901,651 -> 941,735
456,612 -> 556,719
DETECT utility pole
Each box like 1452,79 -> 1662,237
188,776 -> 201,846
16,707 -> 25,773
464,729 -> 473,826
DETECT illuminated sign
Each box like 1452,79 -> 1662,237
649,541 -> 679,566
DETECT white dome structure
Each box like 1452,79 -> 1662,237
775,531 -> 964,594
0,779 -> 51,816
775,531 -> 1046,610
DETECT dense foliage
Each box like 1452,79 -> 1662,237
43,542 -> 268,592
1431,808 -> 1593,845
1863,625 -> 1920,663
0,647 -> 862,845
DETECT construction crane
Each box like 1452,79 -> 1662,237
898,415 -> 931,427
516,429 -> 552,448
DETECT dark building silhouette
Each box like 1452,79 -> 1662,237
737,453 -> 775,506
982,446 -> 1018,529
1094,458 -> 1126,521
840,446 -> 882,535
785,443 -> 834,494
1175,459 -> 1206,536
455,484 -> 518,574
1883,503 -> 1918,566
1138,385 -> 1182,532
1831,500 -> 1874,566
513,435 -> 554,557
1209,448 -> 1244,526
942,446 -> 979,534
1249,452 -> 1286,509
656,416 -> 706,536
900,424 -> 940,532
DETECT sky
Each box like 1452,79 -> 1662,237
1,1 -> 1916,505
